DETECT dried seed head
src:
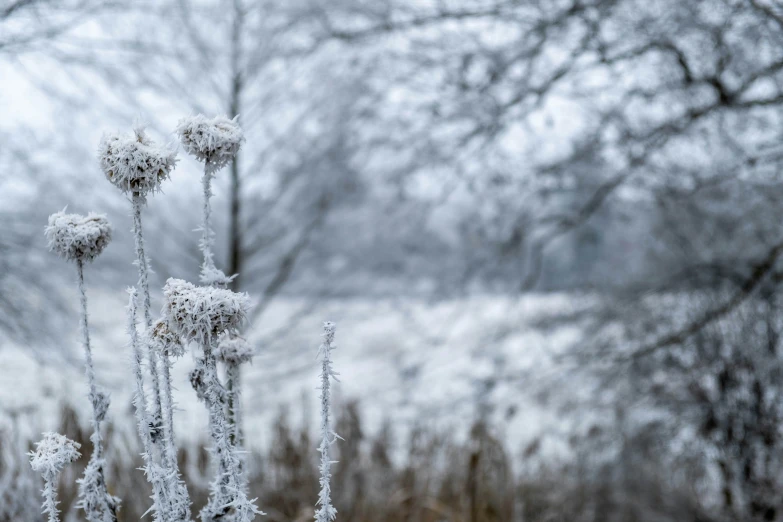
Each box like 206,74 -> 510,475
217,334 -> 254,365
29,432 -> 81,478
45,211 -> 112,263
175,114 -> 244,174
149,318 -> 185,358
162,278 -> 250,343
98,126 -> 177,199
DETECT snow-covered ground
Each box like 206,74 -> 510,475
0,292 -> 586,458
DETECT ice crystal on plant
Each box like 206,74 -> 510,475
98,126 -> 177,199
149,318 -> 186,358
162,278 -> 250,343
77,458 -> 120,522
45,211 -> 112,263
200,264 -> 236,287
30,433 -> 81,522
315,321 -> 339,522
29,433 -> 81,478
217,335 -> 254,365
176,114 -> 244,174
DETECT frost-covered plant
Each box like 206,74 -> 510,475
176,114 -> 243,175
45,211 -> 120,522
29,432 -> 81,522
45,211 -> 112,263
99,126 -> 190,515
175,115 -> 244,287
99,126 -> 177,202
163,278 -> 261,521
148,316 -> 192,519
315,321 -> 339,522
162,278 -> 250,343
217,335 -> 254,446
128,289 -> 192,522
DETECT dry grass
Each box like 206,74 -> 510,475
2,401 -> 724,522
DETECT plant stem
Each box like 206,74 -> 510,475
225,362 -> 242,447
128,288 -> 168,522
77,260 -> 103,456
43,477 -> 59,522
316,322 -> 338,522
200,166 -> 216,279
77,260 -> 119,522
199,340 -> 258,521
131,195 -> 164,429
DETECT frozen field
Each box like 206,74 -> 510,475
0,292 -> 586,457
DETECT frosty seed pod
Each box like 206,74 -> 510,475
45,211 -> 112,263
217,334 -> 254,365
29,432 -> 81,477
162,278 -> 250,343
175,114 -> 244,174
98,126 -> 177,199
149,318 -> 186,358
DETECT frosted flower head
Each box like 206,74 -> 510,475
175,114 -> 244,173
162,278 -> 250,343
217,334 -> 254,365
149,318 -> 185,358
45,211 -> 112,263
98,126 -> 177,199
29,432 -> 81,477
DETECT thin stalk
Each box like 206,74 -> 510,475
131,195 -> 164,426
200,166 -> 217,279
76,260 -> 119,522
225,362 -> 242,447
199,339 -> 259,521
128,288 -> 168,522
42,477 -> 60,522
77,260 -> 103,454
315,322 -> 338,522
132,195 -> 190,519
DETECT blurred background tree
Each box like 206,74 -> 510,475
3,0 -> 783,520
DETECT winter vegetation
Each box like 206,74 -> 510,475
45,211 -> 119,522
10,114 -> 345,522
28,433 -> 81,522
315,322 -> 338,522
6,0 -> 783,521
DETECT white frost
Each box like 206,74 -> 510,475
175,114 -> 244,174
45,211 -> 112,263
29,432 -> 81,522
315,321 -> 339,522
217,334 -> 254,365
162,278 -> 250,344
29,432 -> 81,478
98,126 -> 177,199
149,318 -> 186,358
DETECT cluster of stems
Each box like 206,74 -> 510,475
130,195 -> 192,521
195,155 -> 258,520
